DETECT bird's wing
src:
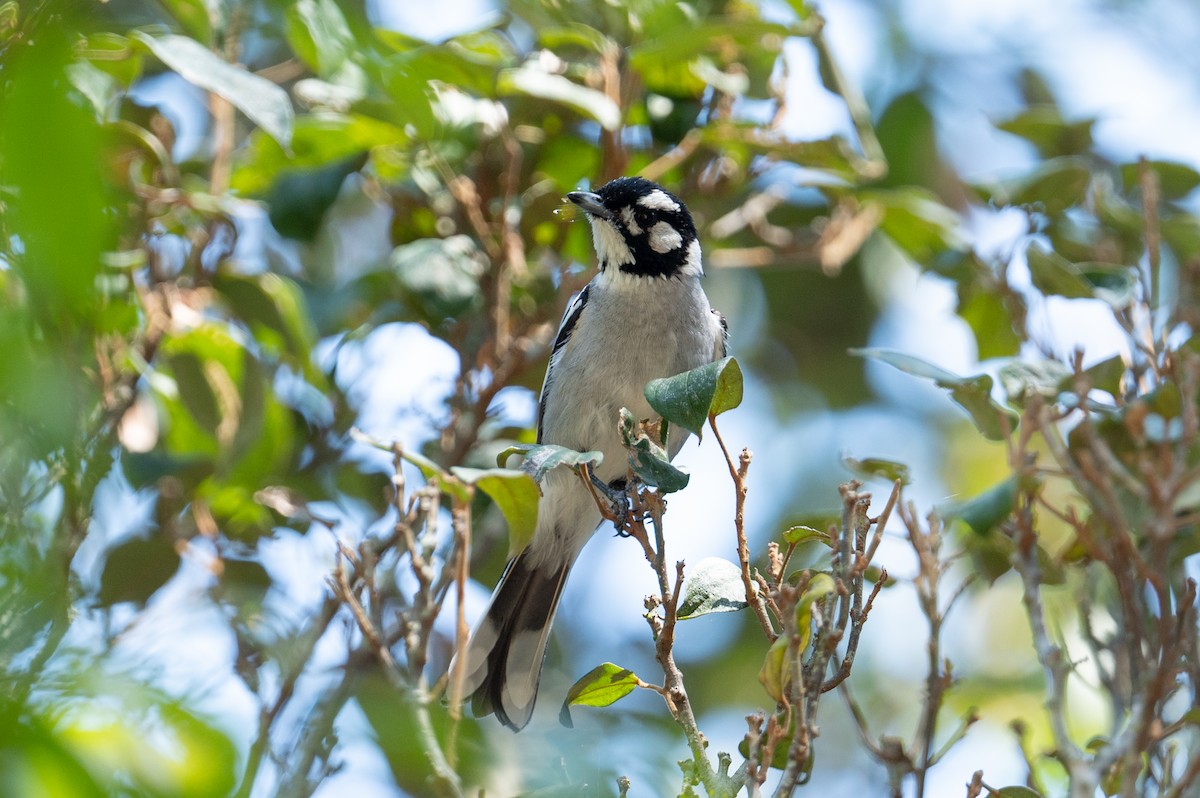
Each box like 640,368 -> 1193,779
537,283 -> 591,443
713,308 -> 729,359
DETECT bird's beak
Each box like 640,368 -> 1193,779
565,190 -> 612,221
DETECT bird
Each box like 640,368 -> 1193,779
455,176 -> 727,731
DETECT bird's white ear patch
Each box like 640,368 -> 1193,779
648,220 -> 683,253
638,189 -> 680,212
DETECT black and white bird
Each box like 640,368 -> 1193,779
456,176 -> 727,731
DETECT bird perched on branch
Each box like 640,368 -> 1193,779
456,176 -> 727,731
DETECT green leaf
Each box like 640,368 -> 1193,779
1076,355 -> 1126,397
1077,262 -> 1138,308
958,283 -> 1021,360
842,456 -> 910,486
451,468 -> 540,559
515,444 -> 605,485
995,788 -> 1044,798
214,272 -> 322,380
286,0 -> 356,76
850,349 -> 1016,440
999,359 -> 1073,407
391,236 -> 486,322
758,634 -> 789,702
644,356 -> 743,438
782,525 -> 828,546
157,0 -> 215,41
677,557 -> 750,620
1026,243 -> 1094,299
559,663 -> 641,727
619,409 -> 691,493
997,107 -> 1094,159
132,33 -> 293,149
943,476 -> 1019,535
866,189 -> 965,268
498,66 -> 621,129
1008,156 -> 1092,215
97,532 -> 181,607
265,152 -> 369,242
1120,159 -> 1200,200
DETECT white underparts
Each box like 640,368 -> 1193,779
648,221 -> 683,253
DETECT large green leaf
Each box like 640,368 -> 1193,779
451,467 -> 540,558
644,357 -> 743,438
133,32 -> 293,148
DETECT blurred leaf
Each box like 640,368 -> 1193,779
999,360 -> 1072,407
875,92 -> 943,195
97,532 -> 180,607
286,0 -> 356,76
678,557 -> 750,619
1026,243 -> 1093,299
943,476 -> 1018,535
355,673 -> 491,793
538,22 -> 615,54
214,271 -> 323,384
1077,262 -> 1138,308
391,236 -> 487,322
133,33 -> 293,148
451,467 -> 540,558
266,151 -> 369,242
1,26 -> 110,329
1121,159 -> 1200,200
842,456 -> 910,486
866,189 -> 965,268
995,789 -> 1044,798
157,0 -> 215,42
997,107 -> 1094,159
498,65 -> 621,129
958,282 -> 1022,360
0,715 -> 106,798
232,114 -> 406,195
644,356 -> 743,438
559,662 -> 640,727
1076,355 -> 1126,397
851,349 -> 1016,440
1006,157 -> 1092,215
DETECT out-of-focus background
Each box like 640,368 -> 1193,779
2,0 -> 1198,795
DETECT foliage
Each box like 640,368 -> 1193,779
0,0 -> 1197,796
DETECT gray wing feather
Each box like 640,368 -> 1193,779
537,284 -> 590,443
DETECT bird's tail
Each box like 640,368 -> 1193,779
454,547 -> 572,731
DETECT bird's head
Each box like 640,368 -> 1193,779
566,176 -> 701,278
